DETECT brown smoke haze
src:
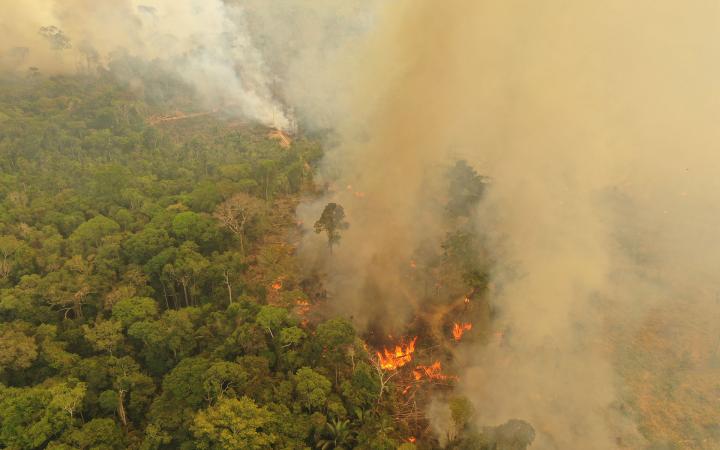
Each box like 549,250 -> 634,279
4,0 -> 720,447
298,0 -> 720,448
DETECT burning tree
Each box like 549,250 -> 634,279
314,203 -> 349,254
376,337 -> 417,371
452,322 -> 472,341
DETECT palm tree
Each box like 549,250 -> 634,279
316,418 -> 356,450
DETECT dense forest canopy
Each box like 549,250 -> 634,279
0,73 -> 524,449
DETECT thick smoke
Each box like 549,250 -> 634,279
297,0 -> 720,448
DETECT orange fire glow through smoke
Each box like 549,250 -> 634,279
452,322 -> 472,341
413,361 -> 456,382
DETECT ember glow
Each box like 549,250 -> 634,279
268,129 -> 292,149
376,337 -> 418,370
271,279 -> 282,290
413,361 -> 456,382
295,299 -> 310,316
452,322 -> 472,341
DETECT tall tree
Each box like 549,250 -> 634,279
446,160 -> 488,218
213,192 -> 265,255
313,203 -> 349,253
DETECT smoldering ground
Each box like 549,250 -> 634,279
297,0 -> 720,448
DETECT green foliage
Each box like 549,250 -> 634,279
0,326 -> 38,373
442,230 -> 489,290
0,380 -> 86,450
69,215 -> 121,255
0,75 -> 415,449
123,227 -> 172,264
316,318 -> 355,351
314,203 -> 349,252
316,418 -> 356,450
279,326 -> 306,347
256,305 -> 291,337
446,160 -> 487,218
62,418 -> 126,449
161,357 -> 210,408
202,361 -> 248,401
191,396 -> 277,450
82,319 -> 123,355
98,389 -> 119,413
449,396 -> 475,430
295,367 -> 332,412
111,297 -> 158,328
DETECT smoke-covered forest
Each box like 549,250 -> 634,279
2,1 -> 720,450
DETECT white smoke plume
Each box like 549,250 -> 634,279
1,0 -> 292,129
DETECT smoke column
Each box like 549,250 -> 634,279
298,0 -> 720,448
1,0 -> 292,128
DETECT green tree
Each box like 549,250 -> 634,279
314,203 -> 349,253
111,297 -> 159,328
446,160 -> 488,218
449,395 -> 475,437
62,418 -> 125,450
0,326 -> 38,373
124,227 -> 173,264
82,319 -> 123,356
69,215 -> 120,255
0,235 -> 28,284
171,212 -> 219,250
128,309 -> 199,374
191,396 -> 277,450
316,418 -> 356,450
441,230 -> 489,291
295,367 -> 332,412
315,318 -> 355,383
163,242 -> 209,307
161,357 -> 210,408
494,419 -> 536,450
255,305 -> 290,339
202,361 -> 248,402
0,380 -> 86,450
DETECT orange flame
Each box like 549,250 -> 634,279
452,322 -> 472,341
271,279 -> 282,290
413,361 -> 456,381
295,299 -> 310,315
407,437 -> 417,443
376,337 -> 418,370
